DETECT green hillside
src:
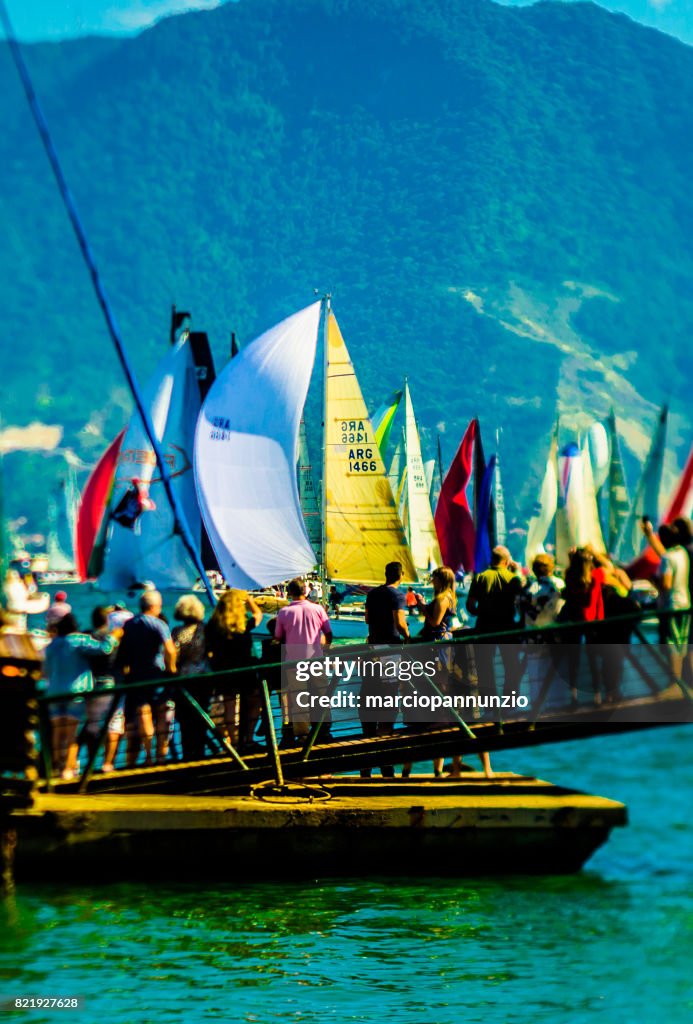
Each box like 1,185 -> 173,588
1,0 -> 692,543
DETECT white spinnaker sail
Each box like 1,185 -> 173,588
525,432 -> 558,567
194,302 -> 321,589
100,335 -> 202,590
403,383 -> 442,573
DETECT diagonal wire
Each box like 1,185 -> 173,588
0,0 -> 215,606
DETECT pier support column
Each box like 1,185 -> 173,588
1,822 -> 17,898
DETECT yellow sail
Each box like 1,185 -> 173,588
324,312 -> 416,583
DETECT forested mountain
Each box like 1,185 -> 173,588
2,0 -> 692,541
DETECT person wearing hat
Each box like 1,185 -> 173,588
46,590 -> 73,630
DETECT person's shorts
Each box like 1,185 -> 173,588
85,693 -> 125,736
663,612 -> 691,651
123,687 -> 157,724
50,698 -> 86,722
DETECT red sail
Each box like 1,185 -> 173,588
434,419 -> 477,574
667,443 -> 693,521
627,442 -> 693,580
75,430 -> 125,581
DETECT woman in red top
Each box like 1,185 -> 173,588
562,549 -> 605,622
560,549 -> 605,705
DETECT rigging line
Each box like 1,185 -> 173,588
0,1 -> 215,606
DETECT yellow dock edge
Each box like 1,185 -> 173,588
12,773 -> 627,879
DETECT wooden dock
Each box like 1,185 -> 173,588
43,684 -> 690,797
13,774 -> 626,878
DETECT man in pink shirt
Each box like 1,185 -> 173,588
275,578 -> 333,744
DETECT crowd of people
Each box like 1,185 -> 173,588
0,513 -> 690,779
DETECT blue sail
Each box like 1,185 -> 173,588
474,455 -> 497,572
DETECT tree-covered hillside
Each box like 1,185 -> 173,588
1,0 -> 692,541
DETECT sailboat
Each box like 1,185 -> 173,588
434,418 -> 477,575
372,390 -> 402,458
323,314 -> 416,583
401,381 -> 442,574
372,381 -> 442,576
434,417 -> 502,575
194,299 -> 416,591
612,405 -> 668,564
77,319 -> 217,590
555,441 -> 606,565
378,382 -> 442,576
45,467 -> 78,576
75,430 -> 125,580
627,441 -> 693,580
524,420 -> 606,568
525,424 -> 559,567
387,431 -> 406,523
491,438 -> 507,548
604,409 -> 630,554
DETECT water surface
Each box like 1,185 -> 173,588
1,727 -> 691,1023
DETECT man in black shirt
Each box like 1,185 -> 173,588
365,562 -> 410,644
361,562 -> 409,778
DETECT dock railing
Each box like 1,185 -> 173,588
32,606 -> 692,791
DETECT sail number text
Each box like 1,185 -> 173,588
340,420 -> 368,444
347,447 -> 377,473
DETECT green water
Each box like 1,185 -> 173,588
1,727 -> 691,1023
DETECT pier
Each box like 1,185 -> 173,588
15,775 -> 626,878
1,608 -> 690,878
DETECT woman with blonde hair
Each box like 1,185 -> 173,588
420,566 -> 457,641
172,594 -> 209,762
205,589 -> 262,752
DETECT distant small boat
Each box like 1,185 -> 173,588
613,404 -> 668,563
435,418 -> 500,573
46,468 -> 79,574
555,440 -> 606,565
375,380 -> 441,577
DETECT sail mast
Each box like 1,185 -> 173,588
320,294 -> 331,591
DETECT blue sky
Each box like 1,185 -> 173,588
1,0 -> 691,45
501,1 -> 692,45
0,1 -> 225,39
